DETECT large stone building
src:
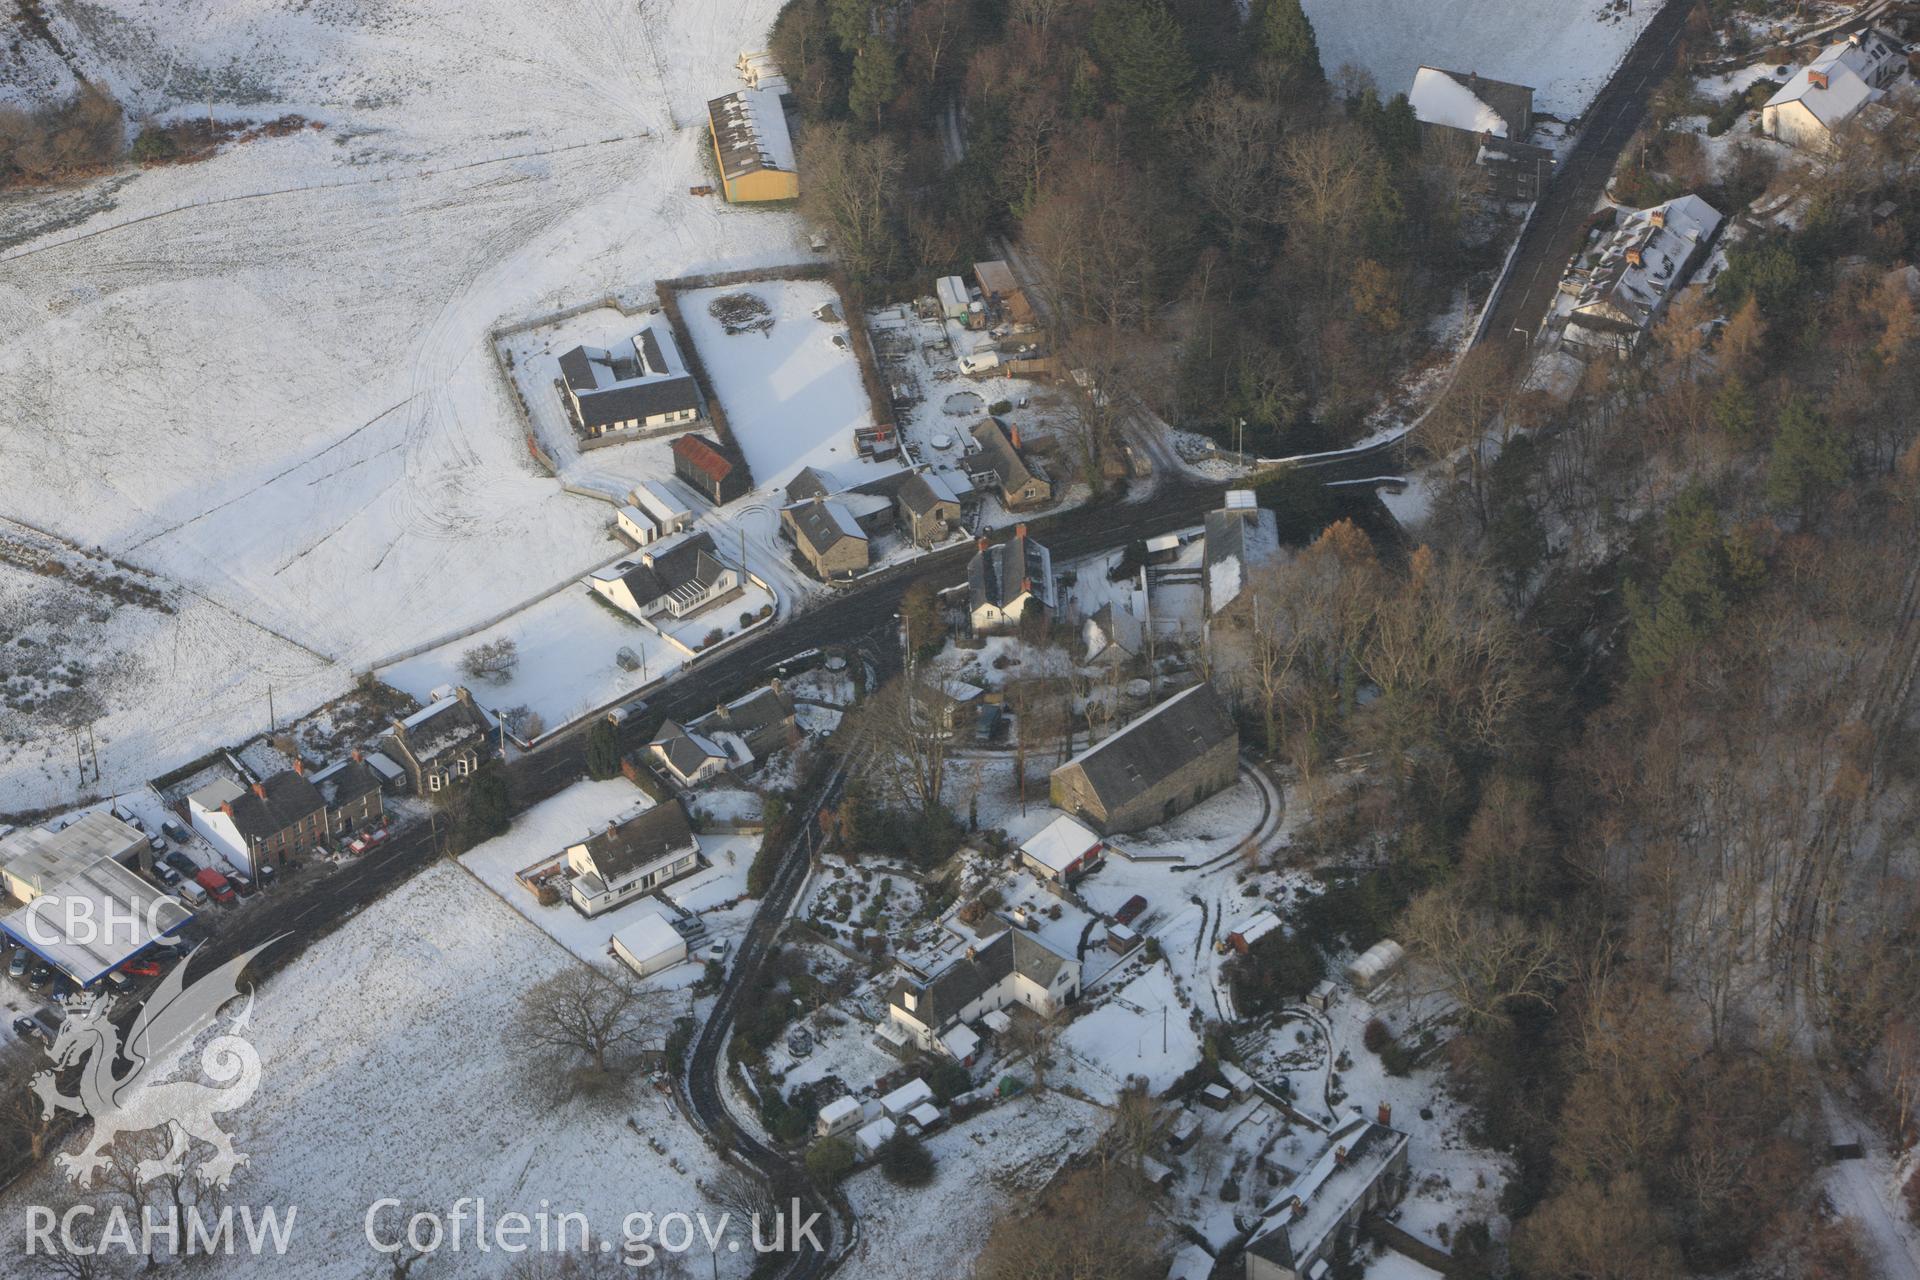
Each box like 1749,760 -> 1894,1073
1244,1116 -> 1411,1280
1049,681 -> 1238,835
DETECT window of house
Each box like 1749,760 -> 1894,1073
429,774 -> 443,793
457,757 -> 470,777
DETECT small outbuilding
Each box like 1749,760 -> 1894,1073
816,1095 -> 862,1138
854,1116 -> 898,1160
609,911 -> 690,978
1018,814 -> 1104,883
1347,939 -> 1407,993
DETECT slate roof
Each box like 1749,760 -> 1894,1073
1410,66 -> 1533,138
1054,682 -> 1236,808
1571,194 -> 1722,335
694,685 -> 795,740
1246,1117 -> 1409,1270
572,802 -> 697,883
611,533 -> 729,608
226,770 -> 325,844
392,692 -> 494,766
970,418 -> 1042,496
785,466 -> 842,505
886,927 -> 1073,1029
308,757 -> 383,810
650,720 -> 730,779
898,470 -> 960,515
788,498 -> 865,556
1764,27 -> 1903,131
558,346 -> 606,393
574,375 -> 701,429
968,527 -> 1054,612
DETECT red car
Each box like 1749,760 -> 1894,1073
195,868 -> 237,905
120,958 -> 163,978
1115,896 -> 1148,926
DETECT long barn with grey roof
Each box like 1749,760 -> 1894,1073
1049,680 -> 1238,835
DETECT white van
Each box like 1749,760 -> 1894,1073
175,881 -> 209,907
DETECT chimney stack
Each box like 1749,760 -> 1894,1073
1377,1102 -> 1392,1127
1809,67 -> 1829,90
976,537 -> 989,553
351,749 -> 363,763
221,801 -> 235,817
251,782 -> 267,800
291,757 -> 304,775
1009,423 -> 1022,449
1016,523 -> 1028,539
1334,1144 -> 1350,1167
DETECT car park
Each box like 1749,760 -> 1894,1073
164,850 -> 199,877
161,820 -> 191,845
195,868 -> 237,904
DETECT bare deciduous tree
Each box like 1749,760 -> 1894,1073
460,637 -> 519,685
507,966 -> 666,1081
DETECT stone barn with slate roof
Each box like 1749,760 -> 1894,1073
1049,681 -> 1238,835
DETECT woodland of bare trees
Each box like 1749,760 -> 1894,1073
774,0 -> 1499,485
0,87 -> 123,187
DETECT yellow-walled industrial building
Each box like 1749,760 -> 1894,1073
707,89 -> 799,203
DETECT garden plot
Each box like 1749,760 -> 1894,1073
840,1089 -> 1105,1280
0,0 -> 809,807
1238,982 -> 1510,1252
457,780 -> 755,974
1056,964 -> 1203,1102
2,859 -> 745,1278
385,578 -> 772,738
678,279 -> 891,494
801,857 -> 932,949
1302,0 -> 1661,118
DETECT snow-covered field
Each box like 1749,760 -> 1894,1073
0,0 -> 810,809
385,576 -> 774,737
1304,0 -> 1659,117
3,859 -> 749,1276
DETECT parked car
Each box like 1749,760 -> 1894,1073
258,864 -> 278,888
120,957 -> 163,979
606,698 -> 650,726
101,970 -> 131,991
7,951 -> 27,981
11,1016 -> 41,1043
176,880 -> 209,907
152,862 -> 183,887
226,870 -> 255,897
147,833 -> 167,854
28,965 -> 53,990
195,868 -> 236,905
161,820 -> 191,845
1115,896 -> 1149,926
164,850 -> 199,877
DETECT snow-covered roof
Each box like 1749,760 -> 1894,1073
1348,938 -> 1407,985
1019,814 -> 1103,875
609,911 -> 686,966
1764,27 -> 1902,131
1219,1061 -> 1254,1093
906,1101 -> 942,1128
1166,1243 -> 1216,1280
1410,65 -> 1523,137
1230,910 -> 1282,948
0,811 -> 150,899
818,1096 -> 861,1126
940,1023 -> 980,1061
187,777 -> 246,812
0,856 -> 192,984
1247,1116 -> 1408,1271
1570,194 -> 1723,336
854,1116 -> 897,1150
707,87 -> 795,178
880,1076 -> 935,1118
631,479 -> 690,525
